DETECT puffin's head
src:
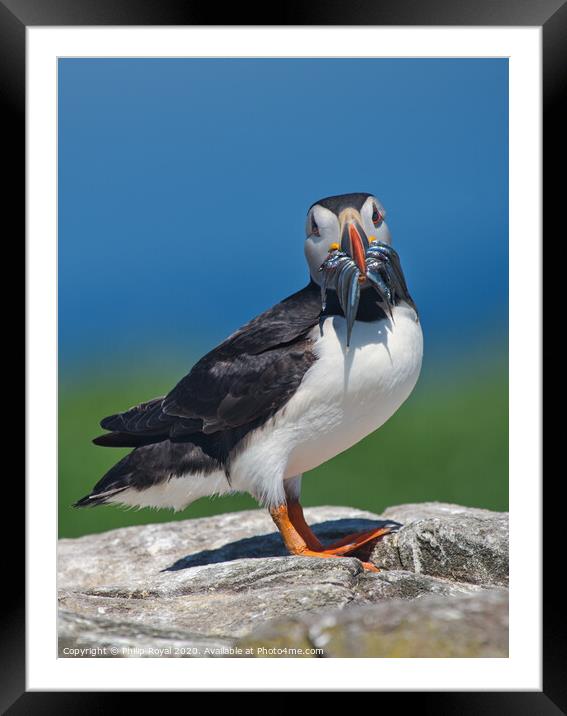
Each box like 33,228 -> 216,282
304,192 -> 391,285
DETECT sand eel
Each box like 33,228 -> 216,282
75,192 -> 423,572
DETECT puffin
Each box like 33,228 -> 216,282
75,192 -> 423,572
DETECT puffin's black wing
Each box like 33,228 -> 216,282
161,282 -> 322,433
94,282 -> 322,447
94,397 -> 201,447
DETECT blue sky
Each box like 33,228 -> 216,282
59,58 -> 508,377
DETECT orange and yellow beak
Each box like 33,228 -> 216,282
339,208 -> 369,277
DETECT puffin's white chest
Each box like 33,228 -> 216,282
281,303 -> 423,476
226,303 -> 423,506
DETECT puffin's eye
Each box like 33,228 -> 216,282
311,217 -> 320,236
372,205 -> 383,227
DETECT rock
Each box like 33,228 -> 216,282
58,609 -> 234,658
370,502 -> 509,586
238,589 -> 509,658
58,506 -> 385,592
58,503 -> 508,657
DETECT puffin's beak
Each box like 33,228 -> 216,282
339,209 -> 369,277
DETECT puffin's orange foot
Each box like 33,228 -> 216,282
269,501 -> 386,574
323,526 -> 392,556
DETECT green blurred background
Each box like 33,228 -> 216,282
59,349 -> 507,538
58,58 -> 508,538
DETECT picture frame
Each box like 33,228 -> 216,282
9,0 -> 557,706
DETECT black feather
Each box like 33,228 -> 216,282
309,192 -> 372,216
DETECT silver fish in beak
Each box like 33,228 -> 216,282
319,239 -> 417,347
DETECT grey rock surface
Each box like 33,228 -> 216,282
370,502 -> 509,587
58,503 -> 508,658
239,589 -> 509,658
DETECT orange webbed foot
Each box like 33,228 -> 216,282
323,526 -> 392,555
270,500 -> 389,574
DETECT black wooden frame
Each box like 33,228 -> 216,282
8,0 -> 559,709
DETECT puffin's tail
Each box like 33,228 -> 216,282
73,487 -> 128,508
73,453 -> 133,508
